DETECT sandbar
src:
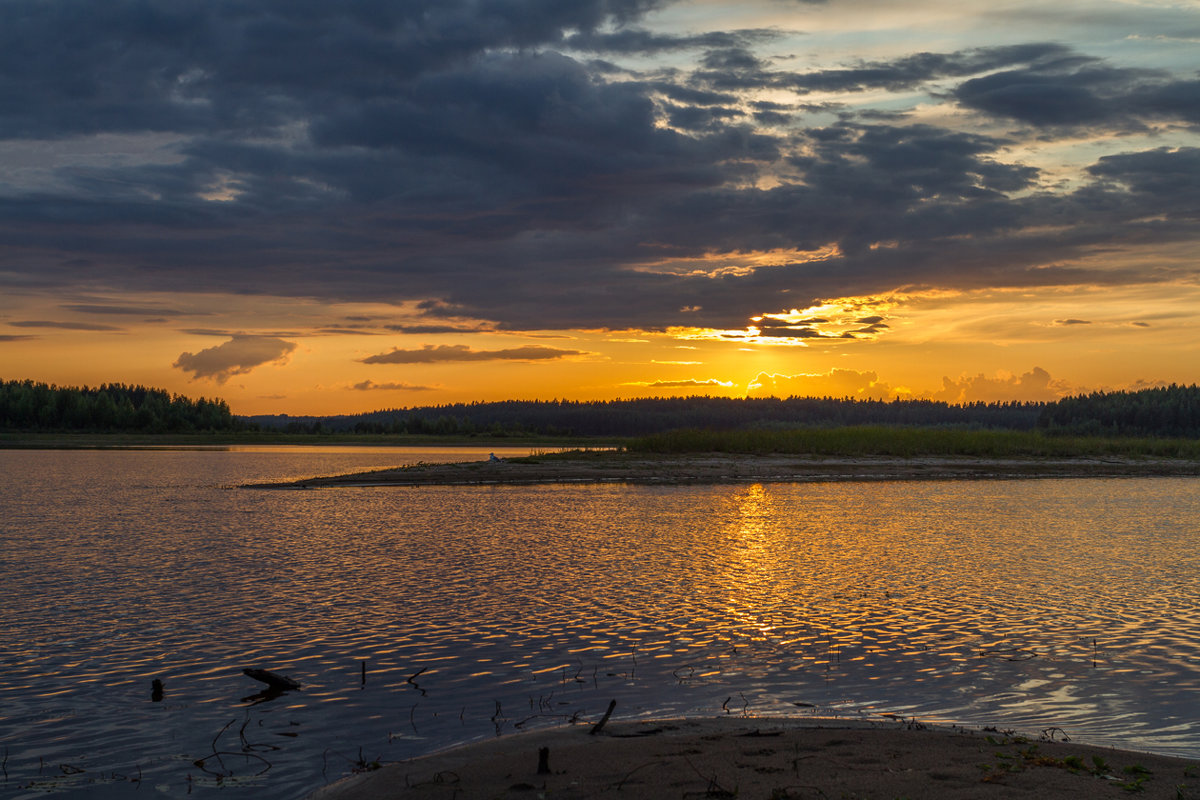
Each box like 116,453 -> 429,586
247,452 -> 1200,489
307,717 -> 1200,799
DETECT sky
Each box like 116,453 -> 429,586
1,0 -> 1198,415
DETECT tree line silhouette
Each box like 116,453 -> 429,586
4,379 -> 1198,438
271,396 -> 1046,437
0,380 -> 242,433
1036,384 -> 1200,438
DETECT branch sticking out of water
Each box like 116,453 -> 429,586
407,667 -> 428,696
591,700 -> 617,736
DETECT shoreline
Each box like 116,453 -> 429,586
246,452 -> 1200,489
307,716 -> 1200,799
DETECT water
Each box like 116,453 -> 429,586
1,447 -> 1198,798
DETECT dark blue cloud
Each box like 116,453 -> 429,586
0,1 -> 1197,334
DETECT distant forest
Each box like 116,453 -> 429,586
4,379 -> 1199,439
255,396 -> 1045,437
1037,385 -> 1200,438
251,384 -> 1200,439
0,380 -> 242,433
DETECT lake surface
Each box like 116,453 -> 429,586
1,447 -> 1199,799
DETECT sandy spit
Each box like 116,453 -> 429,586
245,452 -> 1200,489
306,717 -> 1200,799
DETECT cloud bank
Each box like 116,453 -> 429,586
360,344 -> 585,364
0,0 -> 1196,338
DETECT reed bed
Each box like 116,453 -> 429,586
625,426 -> 1200,459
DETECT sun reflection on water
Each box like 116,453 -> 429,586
1,450 -> 1199,798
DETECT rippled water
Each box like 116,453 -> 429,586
1,448 -> 1199,799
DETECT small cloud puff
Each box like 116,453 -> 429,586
645,378 -> 734,388
173,335 -> 297,383
360,344 -> 584,364
351,380 -> 437,392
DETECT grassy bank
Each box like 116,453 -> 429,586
626,426 -> 1200,459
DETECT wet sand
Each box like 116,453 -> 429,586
248,451 -> 1200,488
308,717 -> 1200,799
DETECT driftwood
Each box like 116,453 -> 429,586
242,668 -> 301,691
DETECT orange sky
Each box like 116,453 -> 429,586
4,283 -> 1197,415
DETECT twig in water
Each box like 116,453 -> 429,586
212,719 -> 236,754
407,667 -> 428,696
591,699 -> 617,735
491,700 -> 507,735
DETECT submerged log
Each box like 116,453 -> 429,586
242,667 -> 301,691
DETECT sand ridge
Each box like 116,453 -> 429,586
248,452 -> 1200,489
308,717 -> 1200,799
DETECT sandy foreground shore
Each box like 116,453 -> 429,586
248,452 -> 1200,489
308,717 -> 1200,799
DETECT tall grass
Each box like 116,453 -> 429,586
626,426 -> 1200,459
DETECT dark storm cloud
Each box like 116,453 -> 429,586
360,345 -> 585,364
784,43 -> 1078,95
61,304 -> 189,316
564,27 -> 780,54
384,324 -> 492,334
1054,319 -> 1092,325
689,42 -> 1076,94
1,0 -> 1198,336
0,0 -> 671,140
0,335 -> 38,342
9,320 -> 123,331
1086,147 -> 1200,197
955,62 -> 1200,130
